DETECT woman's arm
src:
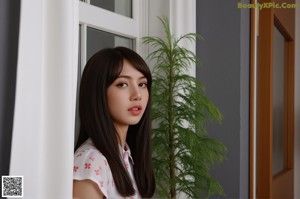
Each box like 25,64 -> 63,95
73,180 -> 104,199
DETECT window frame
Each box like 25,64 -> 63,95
78,0 -> 146,71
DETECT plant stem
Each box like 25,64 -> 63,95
168,50 -> 176,199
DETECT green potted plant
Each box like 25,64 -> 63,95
142,17 -> 227,198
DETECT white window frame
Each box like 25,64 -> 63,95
75,0 -> 148,140
79,0 -> 148,71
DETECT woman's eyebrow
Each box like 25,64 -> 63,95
117,75 -> 146,80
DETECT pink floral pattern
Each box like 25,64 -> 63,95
73,166 -> 79,172
84,163 -> 91,169
73,138 -> 140,199
94,168 -> 100,175
89,156 -> 95,161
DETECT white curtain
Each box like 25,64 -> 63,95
10,0 -> 78,198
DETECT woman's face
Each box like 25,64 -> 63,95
107,59 -> 149,130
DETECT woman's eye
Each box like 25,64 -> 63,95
139,83 -> 147,88
117,83 -> 127,88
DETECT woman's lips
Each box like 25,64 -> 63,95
128,105 -> 142,116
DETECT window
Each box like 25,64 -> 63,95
89,0 -> 132,18
75,0 -> 141,141
78,0 -> 138,71
86,27 -> 133,60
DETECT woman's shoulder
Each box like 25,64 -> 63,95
74,139 -> 110,171
73,139 -> 112,198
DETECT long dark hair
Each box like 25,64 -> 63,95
75,47 -> 155,197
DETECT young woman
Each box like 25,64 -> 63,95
73,47 -> 155,199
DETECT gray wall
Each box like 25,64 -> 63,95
0,0 -> 20,185
196,0 -> 250,198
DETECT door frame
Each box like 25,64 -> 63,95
254,0 -> 295,198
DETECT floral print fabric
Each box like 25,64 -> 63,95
73,138 -> 139,199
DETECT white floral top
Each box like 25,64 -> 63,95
73,138 -> 140,199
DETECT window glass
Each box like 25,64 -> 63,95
90,0 -> 132,18
272,25 -> 285,175
87,27 -> 133,60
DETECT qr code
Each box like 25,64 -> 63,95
2,176 -> 23,197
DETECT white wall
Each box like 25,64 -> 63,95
148,0 -> 196,76
294,0 -> 300,198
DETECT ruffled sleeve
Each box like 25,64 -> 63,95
73,145 -> 111,197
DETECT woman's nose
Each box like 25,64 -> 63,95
130,86 -> 142,101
